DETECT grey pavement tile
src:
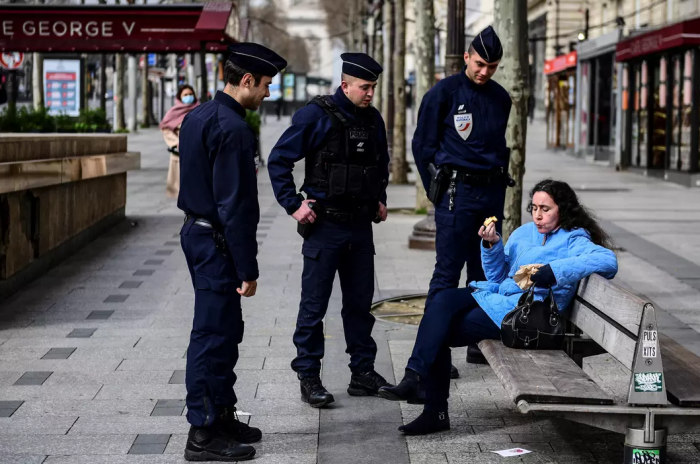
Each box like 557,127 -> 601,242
262,357 -> 296,370
13,399 -> 157,418
104,294 -> 130,303
154,400 -> 186,408
155,250 -> 174,256
41,348 -> 76,360
67,328 -> 97,338
118,359 -> 187,371
133,269 -> 156,276
0,456 -> 47,464
134,433 -> 171,444
0,416 -> 78,435
164,242 -> 180,246
144,260 -> 164,265
129,443 -> 167,454
68,416 -> 189,435
444,453 -> 519,464
42,370 -> 173,386
0,433 -> 135,455
249,414 -> 319,434
478,443 -> 554,453
95,384 -> 187,400
150,407 -> 184,417
258,433 -> 317,455
69,347 -> 186,360
0,409 -> 16,417
19,359 -> 123,373
14,371 -> 52,386
120,281 -> 143,289
3,336 -> 138,349
168,370 -> 185,385
86,310 -> 114,320
2,384 -> 101,401
409,454 -> 448,464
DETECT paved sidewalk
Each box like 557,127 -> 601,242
0,118 -> 697,463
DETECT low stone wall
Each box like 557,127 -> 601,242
0,134 -> 140,300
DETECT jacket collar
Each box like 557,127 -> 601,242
332,86 -> 372,117
214,91 -> 247,119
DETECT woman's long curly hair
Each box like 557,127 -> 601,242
526,179 -> 614,250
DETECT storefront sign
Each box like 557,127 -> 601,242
617,17 -> 700,62
43,58 -> 81,117
0,51 -> 23,69
544,51 -> 577,75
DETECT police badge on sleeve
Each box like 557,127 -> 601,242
454,113 -> 473,141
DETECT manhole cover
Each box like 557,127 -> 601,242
372,295 -> 427,325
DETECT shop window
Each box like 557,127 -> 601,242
651,58 -> 667,169
680,50 -> 693,172
580,62 -> 590,150
621,64 -> 629,157
670,54 -> 682,170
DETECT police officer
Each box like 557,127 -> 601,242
268,53 -> 392,408
378,27 -> 512,405
178,42 -> 287,462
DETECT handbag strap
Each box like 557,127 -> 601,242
547,287 -> 559,316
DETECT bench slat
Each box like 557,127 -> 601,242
577,274 -> 645,336
660,334 -> 700,407
479,340 -> 614,405
570,299 -> 636,369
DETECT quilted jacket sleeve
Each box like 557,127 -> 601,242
481,236 -> 511,284
548,230 -> 618,287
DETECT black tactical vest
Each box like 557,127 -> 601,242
304,95 -> 382,204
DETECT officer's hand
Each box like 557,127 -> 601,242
478,222 -> 500,245
237,281 -> 257,297
292,200 -> 317,224
377,202 -> 388,222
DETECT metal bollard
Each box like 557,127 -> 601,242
623,427 -> 667,464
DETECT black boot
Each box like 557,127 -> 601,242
218,407 -> 262,444
450,364 -> 460,379
348,370 -> 392,396
466,345 -> 487,364
299,375 -> 335,408
398,409 -> 450,436
377,369 -> 420,402
184,425 -> 256,462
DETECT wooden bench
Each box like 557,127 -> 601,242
478,274 -> 700,462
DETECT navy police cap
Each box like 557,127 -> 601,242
227,42 -> 287,77
341,53 -> 383,82
470,26 -> 503,64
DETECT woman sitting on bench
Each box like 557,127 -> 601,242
378,179 -> 618,435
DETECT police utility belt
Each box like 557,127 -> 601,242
184,215 -> 229,256
297,201 -> 380,239
427,163 -> 516,211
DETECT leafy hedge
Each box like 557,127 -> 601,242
0,104 -> 111,133
245,110 -> 261,136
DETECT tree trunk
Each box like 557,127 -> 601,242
115,54 -> 126,131
127,54 -> 138,132
382,0 -> 395,148
391,0 -> 407,184
141,54 -> 149,128
32,53 -> 43,110
414,0 -> 435,209
373,7 -> 383,115
494,0 -> 530,241
99,54 -> 107,113
445,0 -> 465,75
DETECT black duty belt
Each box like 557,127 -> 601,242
184,214 -> 215,229
184,215 -> 229,255
452,167 -> 508,185
320,206 -> 374,223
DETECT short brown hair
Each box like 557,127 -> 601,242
224,61 -> 263,87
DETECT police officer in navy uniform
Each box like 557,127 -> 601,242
267,53 -> 393,408
378,27 -> 512,405
178,42 -> 287,462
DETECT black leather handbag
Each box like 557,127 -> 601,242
500,287 -> 565,349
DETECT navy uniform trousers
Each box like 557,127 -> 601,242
292,218 -> 378,377
181,220 -> 244,427
410,287 -> 500,411
406,180 -> 505,375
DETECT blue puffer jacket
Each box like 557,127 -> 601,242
469,222 -> 618,326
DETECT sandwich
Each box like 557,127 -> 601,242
483,216 -> 498,228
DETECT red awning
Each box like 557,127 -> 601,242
616,17 -> 700,62
544,51 -> 577,75
0,3 -> 238,53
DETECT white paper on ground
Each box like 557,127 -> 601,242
491,448 -> 532,457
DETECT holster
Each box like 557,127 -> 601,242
297,221 -> 315,239
212,230 -> 229,257
427,163 -> 450,204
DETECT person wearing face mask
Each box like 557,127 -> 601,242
267,53 -> 392,408
159,85 -> 199,198
412,26 -> 514,373
378,179 -> 618,435
177,42 -> 287,462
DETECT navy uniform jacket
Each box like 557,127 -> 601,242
177,91 -> 259,282
412,69 -> 512,191
268,87 -> 390,215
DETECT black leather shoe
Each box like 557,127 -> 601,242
466,345 -> 487,364
218,407 -> 262,444
184,425 -> 256,462
377,369 -> 420,402
300,375 -> 335,408
450,364 -> 460,379
399,409 -> 450,435
348,370 -> 392,396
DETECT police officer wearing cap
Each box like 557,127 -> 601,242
267,53 -> 392,408
178,42 -> 287,462
377,26 -> 512,408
